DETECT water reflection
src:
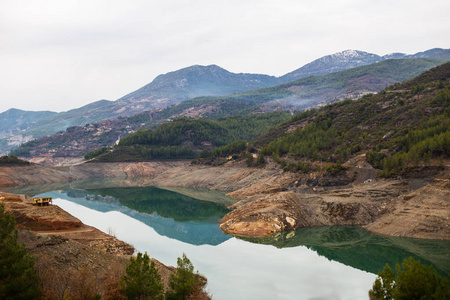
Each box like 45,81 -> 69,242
8,181 -> 449,279
38,188 -> 232,246
241,226 -> 450,276
87,186 -> 230,222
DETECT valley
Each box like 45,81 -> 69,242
2,48 -> 449,157
2,61 -> 449,241
1,48 -> 449,299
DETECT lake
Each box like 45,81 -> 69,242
9,181 -> 450,300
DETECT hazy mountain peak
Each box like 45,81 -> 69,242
118,64 -> 278,104
331,49 -> 372,58
280,49 -> 381,82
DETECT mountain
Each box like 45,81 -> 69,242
13,112 -> 291,161
118,64 -> 278,106
2,48 -> 449,156
0,108 -> 57,138
407,48 -> 450,60
13,58 -> 447,163
254,61 -> 450,175
280,48 -> 450,82
166,58 -> 446,119
280,50 -> 382,82
0,109 -> 57,152
0,66 -> 279,155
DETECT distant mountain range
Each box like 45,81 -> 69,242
0,109 -> 57,139
12,58 -> 448,161
66,61 -> 450,165
280,48 -> 450,82
1,47 -> 449,156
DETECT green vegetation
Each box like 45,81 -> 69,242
0,204 -> 40,300
163,58 -> 445,120
97,61 -> 450,168
166,253 -> 205,300
369,257 -> 449,299
88,186 -> 230,222
200,140 -> 247,159
256,62 -> 450,176
92,112 -> 290,162
121,252 -> 164,300
84,146 -> 111,160
120,252 -> 207,300
0,155 -> 30,165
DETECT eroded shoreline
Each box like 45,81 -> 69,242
0,159 -> 449,240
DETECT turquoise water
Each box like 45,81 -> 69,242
14,183 -> 447,300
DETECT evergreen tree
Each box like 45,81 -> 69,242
0,204 -> 40,300
165,253 -> 201,300
120,252 -> 164,300
369,257 -> 449,300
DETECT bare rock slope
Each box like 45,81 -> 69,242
1,160 -> 449,240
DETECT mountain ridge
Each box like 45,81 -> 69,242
1,47 -> 449,155
280,48 -> 450,82
12,58 -> 447,163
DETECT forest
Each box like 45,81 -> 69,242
88,112 -> 291,162
257,63 -> 450,176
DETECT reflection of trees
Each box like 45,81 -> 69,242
240,226 -> 450,276
88,186 -> 230,222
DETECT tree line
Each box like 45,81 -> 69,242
88,112 -> 290,162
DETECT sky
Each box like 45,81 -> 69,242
1,0 -> 449,114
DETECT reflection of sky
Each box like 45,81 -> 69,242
39,190 -> 230,246
54,198 -> 375,300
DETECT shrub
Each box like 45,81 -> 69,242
0,204 -> 41,299
120,252 -> 163,300
369,257 -> 449,300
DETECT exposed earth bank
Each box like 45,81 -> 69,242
0,158 -> 449,240
0,191 -> 209,299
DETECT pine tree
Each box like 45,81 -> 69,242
369,257 -> 449,300
120,252 -> 164,300
0,204 -> 40,300
165,253 -> 201,300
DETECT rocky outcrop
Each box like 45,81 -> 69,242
220,179 -> 406,237
364,179 -> 450,240
1,159 -> 449,240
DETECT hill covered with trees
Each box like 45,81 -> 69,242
86,61 -> 450,170
245,62 -> 450,175
12,58 -> 446,162
88,112 -> 291,162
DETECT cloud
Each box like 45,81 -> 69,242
0,0 -> 449,113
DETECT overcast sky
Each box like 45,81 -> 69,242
1,0 -> 449,113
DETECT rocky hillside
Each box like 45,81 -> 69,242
0,190 -> 210,299
119,64 -> 278,104
0,157 -> 448,241
12,58 -> 447,163
253,61 -> 450,176
2,48 -> 448,155
0,66 -> 279,154
0,109 -> 57,153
